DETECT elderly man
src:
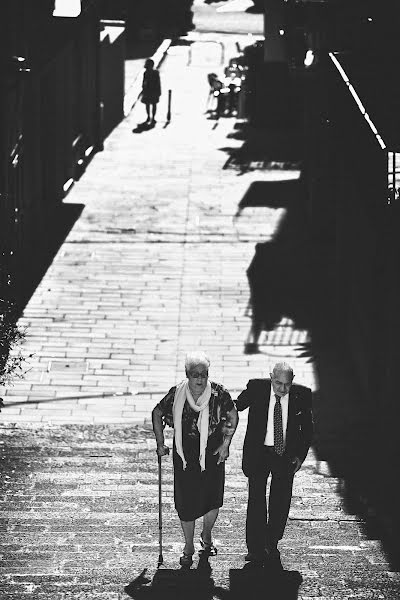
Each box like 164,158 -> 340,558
236,362 -> 313,569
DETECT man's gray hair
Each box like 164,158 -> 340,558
185,351 -> 210,372
271,362 -> 294,379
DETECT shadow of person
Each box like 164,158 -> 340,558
124,568 -> 152,598
229,565 -> 302,600
132,121 -> 156,133
197,550 -> 212,575
124,561 -> 222,600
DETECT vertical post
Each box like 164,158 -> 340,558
392,151 -> 396,195
166,89 -> 172,123
95,13 -> 104,151
219,41 -> 225,65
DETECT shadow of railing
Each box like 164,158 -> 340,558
240,177 -> 311,352
220,122 -> 303,176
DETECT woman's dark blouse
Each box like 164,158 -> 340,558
157,382 -> 233,518
156,381 -> 234,441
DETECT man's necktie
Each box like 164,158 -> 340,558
273,394 -> 284,455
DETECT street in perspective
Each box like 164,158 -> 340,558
1,1 -> 399,599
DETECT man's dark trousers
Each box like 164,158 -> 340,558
246,446 -> 294,555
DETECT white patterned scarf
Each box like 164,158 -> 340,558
172,379 -> 211,471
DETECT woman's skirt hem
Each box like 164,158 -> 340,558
177,500 -> 223,523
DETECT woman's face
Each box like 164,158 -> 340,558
187,363 -> 208,396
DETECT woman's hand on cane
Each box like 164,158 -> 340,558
152,405 -> 169,457
156,444 -> 170,457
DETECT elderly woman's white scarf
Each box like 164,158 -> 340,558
173,379 -> 212,471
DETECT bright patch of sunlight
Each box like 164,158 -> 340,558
53,0 -> 81,17
259,317 -> 309,348
217,0 -> 254,13
233,206 -> 287,243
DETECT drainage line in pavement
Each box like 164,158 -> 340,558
3,391 -> 136,407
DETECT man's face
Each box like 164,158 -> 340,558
270,369 -> 293,397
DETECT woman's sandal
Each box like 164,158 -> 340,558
199,534 -> 218,556
179,552 -> 194,567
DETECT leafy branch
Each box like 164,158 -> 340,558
0,298 -> 33,388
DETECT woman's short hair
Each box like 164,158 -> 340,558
145,58 -> 154,68
185,351 -> 210,373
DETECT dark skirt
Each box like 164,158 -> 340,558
141,94 -> 160,105
173,430 -> 225,522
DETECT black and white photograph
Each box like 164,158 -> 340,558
1,1 -> 399,598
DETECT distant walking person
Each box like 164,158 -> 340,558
141,58 -> 161,125
236,362 -> 313,570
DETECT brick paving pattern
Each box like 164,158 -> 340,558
1,423 -> 398,599
1,11 -> 399,599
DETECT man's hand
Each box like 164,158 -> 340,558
213,443 -> 230,465
291,456 -> 301,473
156,444 -> 170,457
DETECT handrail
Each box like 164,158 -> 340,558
328,52 -> 386,150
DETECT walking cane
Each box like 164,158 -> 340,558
157,453 -> 163,567
153,449 -> 178,589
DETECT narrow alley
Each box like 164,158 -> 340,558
1,7 -> 399,600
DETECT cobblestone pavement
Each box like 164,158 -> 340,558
1,7 -> 399,598
1,422 -> 399,599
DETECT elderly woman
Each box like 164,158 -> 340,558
152,351 -> 238,567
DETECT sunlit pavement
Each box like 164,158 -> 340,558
2,27 -> 310,425
1,3 -> 399,598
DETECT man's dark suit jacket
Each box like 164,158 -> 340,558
236,379 -> 314,477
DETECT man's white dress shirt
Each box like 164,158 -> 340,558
264,388 -> 289,447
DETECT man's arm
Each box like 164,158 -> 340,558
214,406 -> 238,464
223,406 -> 239,441
235,380 -> 255,412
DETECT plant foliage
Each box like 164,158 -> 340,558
0,298 -> 32,388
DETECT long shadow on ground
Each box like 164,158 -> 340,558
231,122 -> 400,570
124,562 -> 302,599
